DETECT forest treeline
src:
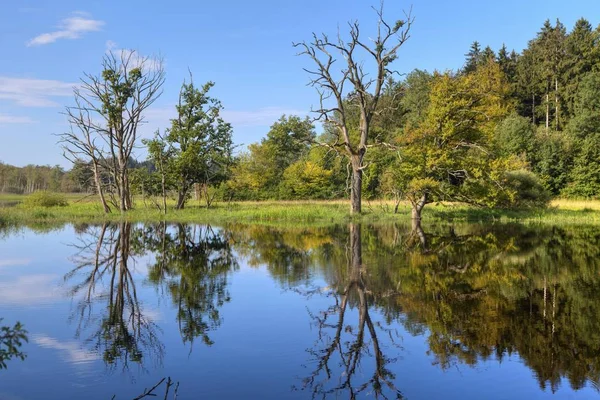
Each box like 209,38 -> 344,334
225,17 -> 600,204
4,17 -> 600,212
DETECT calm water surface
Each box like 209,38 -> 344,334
0,221 -> 599,399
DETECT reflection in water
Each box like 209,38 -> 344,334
295,224 -> 403,399
13,220 -> 600,396
231,222 -> 600,395
140,223 -> 238,346
65,222 -> 163,371
0,319 -> 27,369
387,223 -> 600,393
65,222 -> 239,371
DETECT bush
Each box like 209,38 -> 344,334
501,170 -> 550,209
21,191 -> 68,208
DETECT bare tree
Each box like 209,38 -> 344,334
60,50 -> 165,213
294,3 -> 413,214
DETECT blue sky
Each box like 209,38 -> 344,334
1,0 -> 600,168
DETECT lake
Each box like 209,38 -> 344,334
0,221 -> 599,399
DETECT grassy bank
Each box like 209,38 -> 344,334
2,194 -> 600,226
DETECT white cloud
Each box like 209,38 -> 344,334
32,334 -> 99,364
0,76 -> 75,107
0,115 -> 35,124
105,40 -> 118,51
0,274 -> 61,305
27,13 -> 104,47
0,258 -> 32,268
104,41 -> 163,72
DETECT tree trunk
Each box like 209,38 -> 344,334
124,171 -> 132,210
176,189 -> 186,210
545,92 -> 550,133
555,77 -> 559,131
194,183 -> 200,202
161,172 -> 167,215
92,162 -> 110,213
411,193 -> 428,220
350,156 -> 362,214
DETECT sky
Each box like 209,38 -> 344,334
1,0 -> 600,168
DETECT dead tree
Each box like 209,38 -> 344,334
60,50 -> 165,213
294,3 -> 413,214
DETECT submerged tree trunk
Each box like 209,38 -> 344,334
411,193 -> 428,220
350,223 -> 362,270
350,156 -> 363,214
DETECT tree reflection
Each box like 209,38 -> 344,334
65,221 -> 239,371
0,319 -> 27,369
233,222 -> 600,395
57,220 -> 600,395
141,223 -> 238,346
65,222 -> 163,371
385,223 -> 600,393
296,224 -> 403,399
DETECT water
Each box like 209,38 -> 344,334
1,221 -> 599,399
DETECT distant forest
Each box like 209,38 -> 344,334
3,17 -> 600,202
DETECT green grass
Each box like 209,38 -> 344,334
2,196 -> 600,227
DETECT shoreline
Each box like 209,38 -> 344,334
2,198 -> 600,227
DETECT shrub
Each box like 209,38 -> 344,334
21,191 -> 68,208
501,170 -> 550,209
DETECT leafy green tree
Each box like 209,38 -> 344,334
141,130 -> 173,213
226,115 -> 315,199
562,135 -> 600,197
166,79 -> 233,209
531,128 -> 574,194
386,60 -> 517,218
495,113 -> 536,157
281,160 -> 332,199
400,69 -> 434,127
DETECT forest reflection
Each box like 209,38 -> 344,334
61,220 -> 600,393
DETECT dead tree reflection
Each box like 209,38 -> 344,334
65,222 -> 163,372
297,224 -> 404,400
